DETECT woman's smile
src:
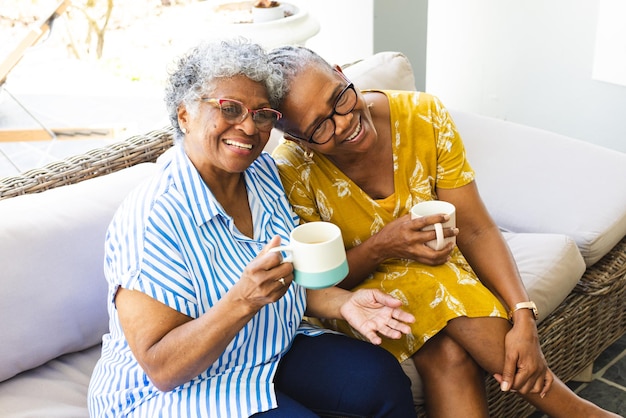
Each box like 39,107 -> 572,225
342,119 -> 362,143
224,138 -> 254,151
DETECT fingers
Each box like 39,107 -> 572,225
372,290 -> 403,308
360,318 -> 405,345
540,369 -> 553,398
499,354 -> 517,392
274,275 -> 294,290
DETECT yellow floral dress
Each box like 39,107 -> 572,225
273,90 -> 507,362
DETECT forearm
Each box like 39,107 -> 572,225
457,224 -> 529,311
149,296 -> 256,390
339,233 -> 388,288
119,288 -> 257,392
305,287 -> 351,319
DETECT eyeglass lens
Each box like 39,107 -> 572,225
310,84 -> 357,144
208,99 -> 281,130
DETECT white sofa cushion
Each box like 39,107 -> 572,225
0,345 -> 100,417
503,232 -> 586,322
0,163 -> 158,382
342,50 -> 417,91
453,109 -> 626,266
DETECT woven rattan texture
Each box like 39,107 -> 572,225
0,126 -> 175,200
1,127 -> 624,417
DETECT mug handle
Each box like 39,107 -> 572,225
269,246 -> 293,263
432,223 -> 445,251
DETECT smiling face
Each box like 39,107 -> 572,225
279,65 -> 377,157
177,75 -> 274,182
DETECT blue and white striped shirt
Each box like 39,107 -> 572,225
88,146 -> 320,417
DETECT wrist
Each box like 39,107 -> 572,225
508,301 -> 539,323
364,232 -> 387,263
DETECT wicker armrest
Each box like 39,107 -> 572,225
0,126 -> 174,201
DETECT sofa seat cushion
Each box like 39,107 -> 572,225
452,109 -> 626,267
0,163 -> 158,383
0,344 -> 100,417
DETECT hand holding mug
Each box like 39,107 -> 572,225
410,201 -> 457,251
269,221 -> 349,289
236,236 -> 294,309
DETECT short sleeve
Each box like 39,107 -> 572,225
431,96 -> 475,189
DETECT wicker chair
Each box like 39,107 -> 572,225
1,127 -> 624,418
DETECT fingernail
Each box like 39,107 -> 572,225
501,381 -> 509,392
541,393 -> 546,399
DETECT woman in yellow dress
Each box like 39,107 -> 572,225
269,45 -> 621,418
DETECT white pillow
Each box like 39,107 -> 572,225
342,51 -> 417,91
453,109 -> 626,266
502,232 -> 586,322
0,163 -> 158,382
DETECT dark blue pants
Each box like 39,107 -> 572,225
253,333 -> 416,418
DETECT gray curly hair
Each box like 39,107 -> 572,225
267,45 -> 333,130
164,38 -> 284,142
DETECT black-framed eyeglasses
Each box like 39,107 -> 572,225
200,98 -> 282,131
286,82 -> 357,145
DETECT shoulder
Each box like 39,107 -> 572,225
364,89 -> 443,110
272,139 -> 306,167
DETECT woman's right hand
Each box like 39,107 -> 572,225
341,214 -> 457,288
233,235 -> 295,310
372,213 -> 457,265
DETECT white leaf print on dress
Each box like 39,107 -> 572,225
371,211 -> 386,236
430,283 -> 468,317
333,179 -> 351,198
315,189 -> 334,220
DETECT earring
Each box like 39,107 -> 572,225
304,147 -> 314,162
181,127 -> 187,134
368,102 -> 374,109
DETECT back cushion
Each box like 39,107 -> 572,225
0,163 -> 158,382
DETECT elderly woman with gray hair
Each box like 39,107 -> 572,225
87,38 -> 416,418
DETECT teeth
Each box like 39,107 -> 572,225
225,139 -> 252,150
346,121 -> 361,141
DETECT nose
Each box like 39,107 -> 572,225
332,111 -> 353,136
236,111 -> 258,134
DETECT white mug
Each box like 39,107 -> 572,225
270,221 -> 349,289
410,201 -> 456,251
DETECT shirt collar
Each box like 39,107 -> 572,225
168,146 -> 285,230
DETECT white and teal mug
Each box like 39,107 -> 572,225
270,221 -> 348,289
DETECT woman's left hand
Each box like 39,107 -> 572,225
494,317 -> 553,397
340,289 -> 415,345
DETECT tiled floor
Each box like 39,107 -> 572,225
529,332 -> 626,417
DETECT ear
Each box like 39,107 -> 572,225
177,105 -> 189,131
